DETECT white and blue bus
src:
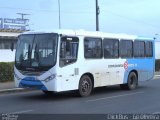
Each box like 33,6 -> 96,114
14,30 -> 155,97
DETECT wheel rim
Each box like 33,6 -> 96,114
81,78 -> 90,94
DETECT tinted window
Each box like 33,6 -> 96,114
134,41 -> 145,57
60,36 -> 79,67
84,37 -> 102,59
146,41 -> 153,57
103,39 -> 119,58
120,40 -> 133,58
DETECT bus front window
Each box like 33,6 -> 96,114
15,33 -> 58,71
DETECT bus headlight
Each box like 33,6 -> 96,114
44,74 -> 56,82
14,73 -> 21,80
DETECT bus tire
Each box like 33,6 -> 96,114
120,72 -> 138,90
78,75 -> 93,97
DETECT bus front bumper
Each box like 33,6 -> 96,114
19,77 -> 47,91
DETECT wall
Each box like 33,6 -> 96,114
155,41 -> 160,59
0,50 -> 15,62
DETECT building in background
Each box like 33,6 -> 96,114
0,17 -> 29,62
155,40 -> 160,60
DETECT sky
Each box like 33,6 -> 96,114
0,0 -> 160,37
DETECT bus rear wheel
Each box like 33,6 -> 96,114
120,72 -> 138,90
78,75 -> 93,97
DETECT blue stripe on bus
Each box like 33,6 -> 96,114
19,77 -> 47,91
123,58 -> 154,83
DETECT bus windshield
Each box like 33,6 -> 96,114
15,33 -> 58,71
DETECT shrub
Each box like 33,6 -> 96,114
0,62 -> 14,82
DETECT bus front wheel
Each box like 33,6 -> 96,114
78,75 -> 93,97
120,72 -> 138,90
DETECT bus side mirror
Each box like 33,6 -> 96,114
11,43 -> 14,51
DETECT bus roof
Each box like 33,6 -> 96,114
22,29 -> 154,41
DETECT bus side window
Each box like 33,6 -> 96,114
84,37 -> 102,59
134,41 -> 145,58
103,38 -> 119,59
119,40 -> 133,58
59,36 -> 79,67
145,41 -> 153,57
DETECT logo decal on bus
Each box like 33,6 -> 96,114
124,61 -> 128,70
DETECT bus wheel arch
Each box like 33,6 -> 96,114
120,70 -> 138,90
130,70 -> 138,83
78,73 -> 94,97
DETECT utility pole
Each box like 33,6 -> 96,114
17,13 -> 30,20
58,0 -> 61,29
96,0 -> 100,31
17,13 -> 30,31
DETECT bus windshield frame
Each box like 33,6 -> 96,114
15,33 -> 58,72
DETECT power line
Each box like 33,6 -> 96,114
0,4 -> 159,31
17,13 -> 30,20
0,6 -> 57,13
0,6 -> 94,14
103,10 -> 160,30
